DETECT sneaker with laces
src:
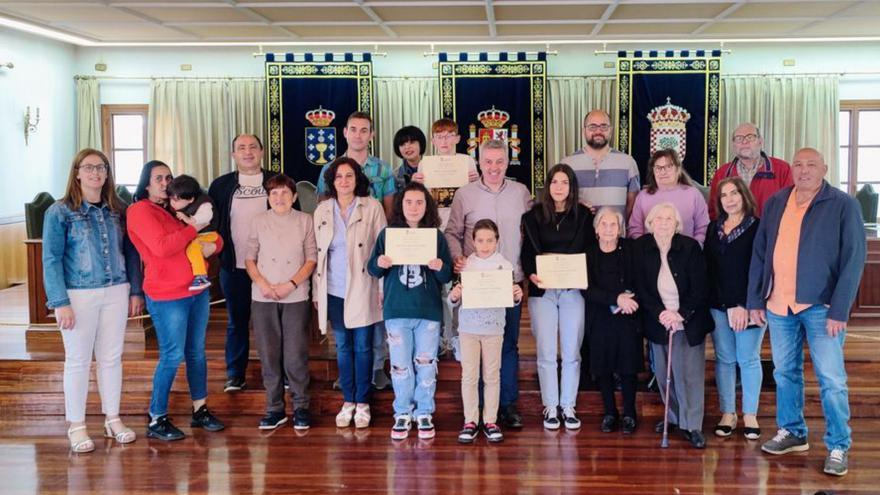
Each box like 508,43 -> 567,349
824,449 -> 848,476
258,411 -> 288,430
188,275 -> 211,291
147,415 -> 185,441
543,406 -> 561,430
223,376 -> 246,393
458,422 -> 478,444
761,429 -> 809,455
561,407 -> 581,430
191,405 -> 225,432
483,423 -> 504,443
417,415 -> 435,439
293,408 -> 311,430
391,415 -> 412,440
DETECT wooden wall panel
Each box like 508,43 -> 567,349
0,221 -> 26,290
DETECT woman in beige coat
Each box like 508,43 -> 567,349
313,157 -> 387,428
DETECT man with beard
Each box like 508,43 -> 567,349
708,123 -> 792,219
561,109 -> 640,219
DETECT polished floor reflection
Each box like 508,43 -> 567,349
0,416 -> 877,494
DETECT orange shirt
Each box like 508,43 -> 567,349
767,191 -> 811,315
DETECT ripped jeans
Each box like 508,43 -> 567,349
385,318 -> 441,418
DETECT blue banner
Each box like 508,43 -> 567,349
265,53 -> 373,184
616,51 -> 722,185
438,52 -> 547,193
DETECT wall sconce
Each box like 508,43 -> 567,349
24,106 -> 40,146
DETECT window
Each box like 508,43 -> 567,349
102,105 -> 148,190
840,101 -> 880,197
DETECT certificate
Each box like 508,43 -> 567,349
420,155 -> 470,189
536,253 -> 588,289
384,228 -> 437,265
461,270 -> 514,309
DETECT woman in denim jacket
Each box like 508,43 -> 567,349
43,149 -> 145,453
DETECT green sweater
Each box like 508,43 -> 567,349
367,228 -> 454,322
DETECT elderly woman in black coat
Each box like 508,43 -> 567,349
634,202 -> 713,449
584,207 -> 643,435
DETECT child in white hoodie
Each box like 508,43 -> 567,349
448,219 -> 523,444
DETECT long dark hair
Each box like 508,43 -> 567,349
323,157 -> 370,198
715,176 -> 757,219
133,160 -> 172,202
539,163 -> 580,223
644,149 -> 692,194
389,182 -> 440,228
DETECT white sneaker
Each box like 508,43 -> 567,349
561,406 -> 581,430
543,406 -> 561,430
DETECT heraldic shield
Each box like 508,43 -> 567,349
305,106 -> 337,166
648,97 -> 691,161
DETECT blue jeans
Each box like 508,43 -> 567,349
328,295 -> 374,404
220,267 -> 252,379
146,290 -> 210,418
501,302 -> 523,408
528,289 -> 585,409
767,305 -> 851,451
711,309 -> 766,415
385,318 -> 441,417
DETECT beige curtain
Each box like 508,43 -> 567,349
148,80 -> 230,185
75,77 -> 102,152
720,75 -> 840,184
546,77 -> 616,166
373,78 -> 439,168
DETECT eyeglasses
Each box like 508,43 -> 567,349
585,124 -> 611,132
653,164 -> 676,173
432,133 -> 458,141
732,133 -> 759,144
79,164 -> 108,175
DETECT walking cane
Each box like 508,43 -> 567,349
660,327 -> 679,449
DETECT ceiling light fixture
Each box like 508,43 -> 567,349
0,15 -> 95,46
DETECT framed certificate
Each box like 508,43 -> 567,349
420,155 -> 470,189
384,228 -> 437,265
461,270 -> 514,309
536,253 -> 588,289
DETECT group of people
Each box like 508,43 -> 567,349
42,109 -> 865,477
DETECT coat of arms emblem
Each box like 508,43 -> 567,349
305,106 -> 336,165
466,106 -> 522,166
647,97 -> 691,160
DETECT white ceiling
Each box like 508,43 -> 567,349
1,0 -> 879,44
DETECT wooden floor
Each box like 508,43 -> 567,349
1,284 -> 880,494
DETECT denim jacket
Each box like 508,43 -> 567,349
42,201 -> 143,309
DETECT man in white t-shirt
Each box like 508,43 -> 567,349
209,134 -> 278,393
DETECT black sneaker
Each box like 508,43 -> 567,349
224,376 -> 246,393
293,408 -> 311,430
600,414 -> 618,433
501,405 -> 523,429
621,416 -> 637,434
258,411 -> 288,430
147,415 -> 185,441
483,423 -> 504,443
543,407 -> 561,430
561,407 -> 581,430
655,420 -> 678,434
458,422 -> 478,444
191,405 -> 225,432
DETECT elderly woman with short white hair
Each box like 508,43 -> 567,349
584,206 -> 643,435
634,202 -> 713,449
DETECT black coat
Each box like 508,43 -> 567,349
704,217 -> 759,310
584,239 -> 643,375
521,203 -> 595,298
633,233 -> 713,347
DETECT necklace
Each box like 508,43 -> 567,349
554,210 -> 568,231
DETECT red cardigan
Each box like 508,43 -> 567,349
127,199 -> 223,301
708,154 -> 793,220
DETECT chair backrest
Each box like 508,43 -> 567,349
296,181 -> 318,215
115,185 -> 133,206
856,183 -> 878,223
24,192 -> 55,239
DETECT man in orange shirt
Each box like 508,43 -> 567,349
747,148 -> 866,477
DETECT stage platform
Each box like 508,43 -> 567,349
1,283 -> 878,494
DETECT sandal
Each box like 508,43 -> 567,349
104,418 -> 137,444
354,404 -> 371,429
67,425 -> 95,453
